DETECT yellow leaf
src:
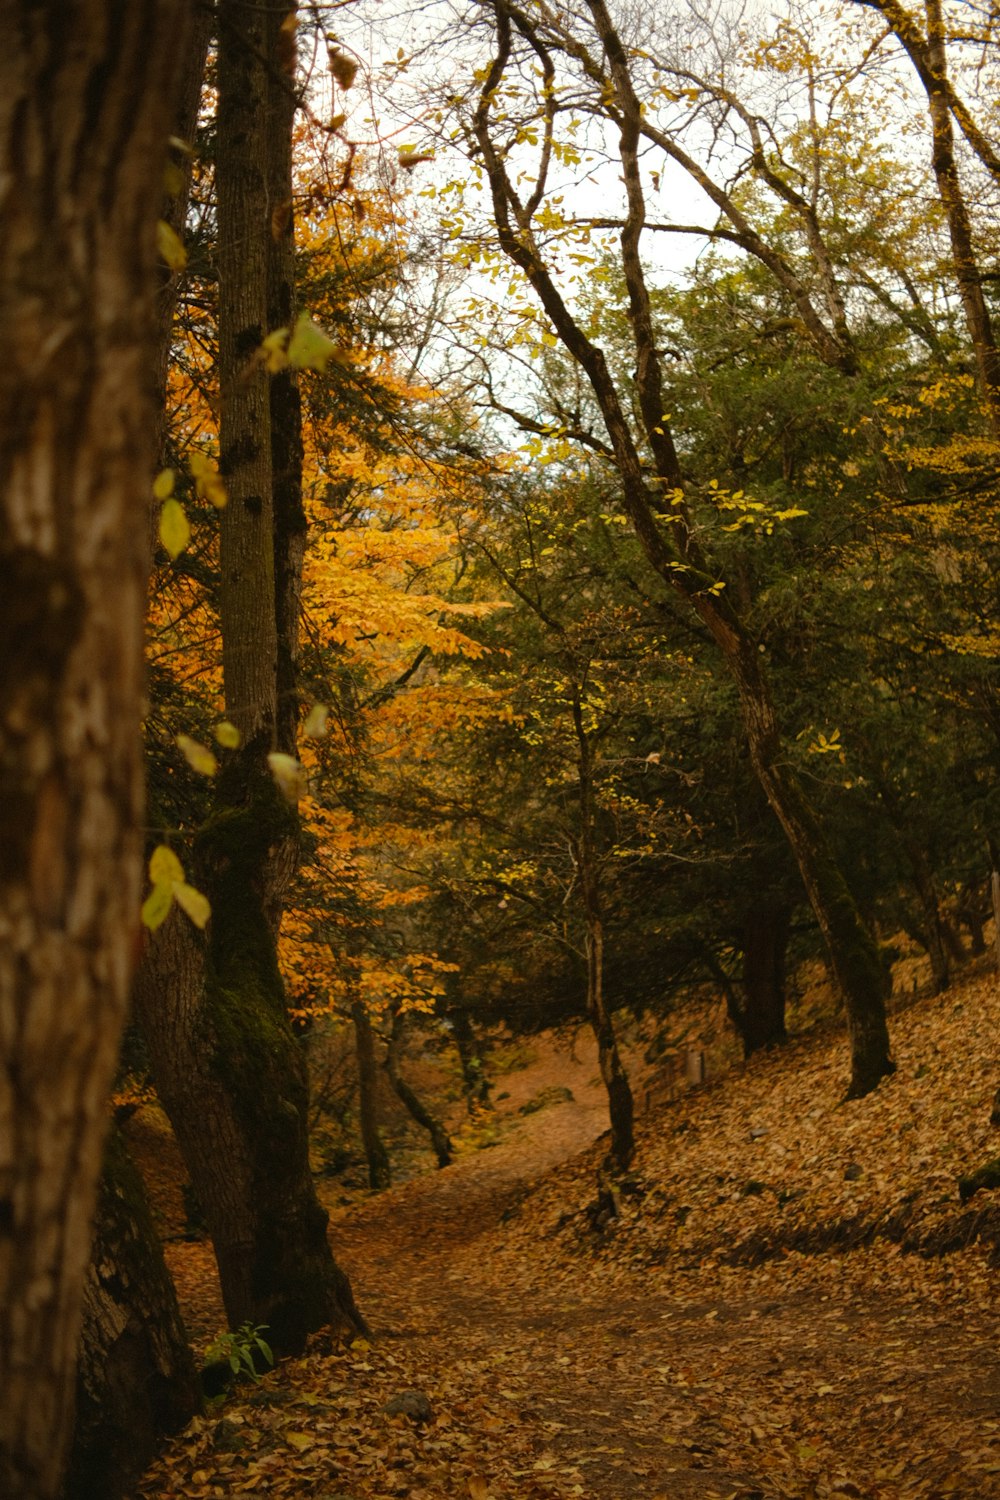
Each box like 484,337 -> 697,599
286,313 -> 340,371
159,497 -> 190,560
189,451 -> 227,508
176,734 -> 218,777
156,219 -> 187,272
149,845 -> 184,886
260,326 -> 290,373
152,468 -> 175,501
214,720 -> 241,749
141,881 -> 174,931
267,752 -> 306,802
468,1480 -> 491,1500
303,703 -> 329,738
173,882 -> 211,929
283,1431 -> 314,1452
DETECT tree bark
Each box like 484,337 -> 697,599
63,1130 -> 200,1500
352,1000 -> 392,1190
0,6 -> 192,1495
733,905 -> 790,1057
385,1011 -> 454,1168
134,0 -> 365,1357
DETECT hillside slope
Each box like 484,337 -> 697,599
140,970 -> 1000,1500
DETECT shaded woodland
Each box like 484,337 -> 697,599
4,1 -> 1000,1497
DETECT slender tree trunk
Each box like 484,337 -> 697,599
572,689 -> 634,1172
385,1012 -> 454,1168
736,905 -> 790,1057
63,1131 -> 200,1500
921,0 -> 1000,428
0,7 -> 192,1496
701,623 -> 893,1096
451,1008 -> 493,1112
473,1 -> 893,1099
352,1000 -> 392,1190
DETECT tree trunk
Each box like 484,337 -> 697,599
735,905 -> 790,1057
572,689 -> 634,1173
451,1008 -> 493,1112
134,780 -> 367,1355
473,2 -> 893,1099
134,0 -> 365,1358
385,1012 -> 454,1168
700,624 -> 894,1098
0,6 -> 192,1496
63,1130 -> 200,1500
352,1000 -> 392,1190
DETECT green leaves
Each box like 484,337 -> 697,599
141,846 -> 211,932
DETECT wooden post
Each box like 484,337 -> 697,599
685,1048 -> 706,1086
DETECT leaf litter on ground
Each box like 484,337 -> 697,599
138,966 -> 1000,1499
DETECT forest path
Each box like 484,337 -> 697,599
147,1010 -> 1000,1499
326,1037 -> 1000,1500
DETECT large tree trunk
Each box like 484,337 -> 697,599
696,619 -> 894,1098
136,0 -> 365,1356
135,778 -> 367,1354
734,904 -> 790,1058
63,1130 -> 200,1500
0,6 -> 192,1496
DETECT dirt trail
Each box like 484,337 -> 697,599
327,1038 -> 1000,1500
146,1020 -> 1000,1499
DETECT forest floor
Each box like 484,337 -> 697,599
136,966 -> 1000,1500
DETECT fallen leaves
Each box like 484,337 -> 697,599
137,970 -> 1000,1499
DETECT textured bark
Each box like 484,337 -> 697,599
0,6 -> 191,1496
353,1000 -> 392,1190
64,1130 -> 200,1500
385,1012 -> 454,1168
134,0 -> 364,1357
217,0 -> 278,747
134,779 -> 367,1355
266,2 -> 308,758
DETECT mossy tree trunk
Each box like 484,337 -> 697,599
135,1 -> 364,1355
0,6 -> 193,1496
64,1130 -> 200,1500
451,1007 -> 494,1113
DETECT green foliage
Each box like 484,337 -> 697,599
204,1322 -> 273,1382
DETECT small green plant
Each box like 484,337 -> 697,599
205,1322 -> 273,1382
